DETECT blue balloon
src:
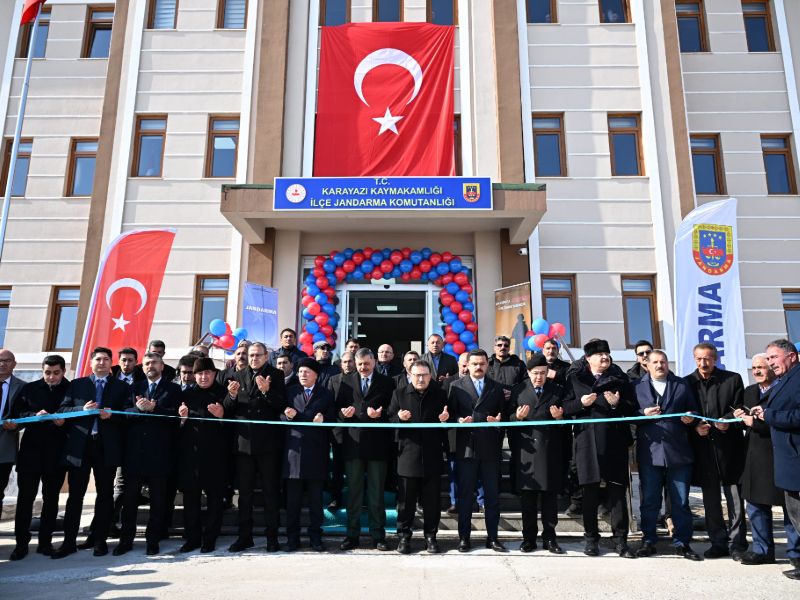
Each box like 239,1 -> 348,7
455,290 -> 469,303
382,248 -> 392,258
305,274 -> 316,286
467,342 -> 479,352
463,301 -> 474,312
400,260 -> 413,273
314,293 -> 327,305
409,251 -> 422,264
323,303 -> 335,316
333,253 -> 345,266
323,259 -> 336,273
531,318 -> 550,335
359,262 -> 372,273
209,319 -> 227,337
526,336 -> 539,352
302,308 -> 312,320
306,321 -> 320,334
796,342 -> 800,352
452,320 -> 465,334
459,331 -> 475,344
312,332 -> 326,342
327,273 -> 338,286
436,263 -> 450,275
391,268 -> 402,278
444,343 -> 455,355
232,327 -> 247,340
449,259 -> 462,273
343,248 -> 354,258
442,305 -> 452,316
383,271 -> 392,280
444,312 -> 457,324
306,284 -> 320,297
352,270 -> 364,280
371,253 -> 383,266
447,282 -> 460,294
421,247 -> 432,258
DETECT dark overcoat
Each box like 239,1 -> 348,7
282,384 -> 336,480
763,364 -> 800,492
124,378 -> 180,477
224,363 -> 287,456
388,382 -> 448,478
11,378 -> 69,473
177,382 -> 229,489
741,384 -> 784,504
447,376 -> 506,461
335,371 -> 394,461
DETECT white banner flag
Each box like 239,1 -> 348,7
674,198 -> 747,378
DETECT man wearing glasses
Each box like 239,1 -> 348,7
627,340 -> 653,381
487,336 -> 527,389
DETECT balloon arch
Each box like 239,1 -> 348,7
298,247 -> 478,357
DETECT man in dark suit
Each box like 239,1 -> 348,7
216,340 -> 250,386
224,341 -> 286,553
268,327 -> 308,367
448,348 -> 507,552
110,347 -> 145,385
393,350 -> 420,389
542,338 -> 570,386
336,348 -> 395,551
487,336 -> 527,388
389,359 -> 449,554
8,355 -> 69,560
751,338 -> 800,580
113,352 -> 180,557
422,334 -> 458,383
324,350 -> 355,511
627,340 -> 653,381
0,348 -> 25,513
633,351 -> 702,561
313,340 -> 341,388
376,344 -> 403,378
146,340 -> 176,382
685,341 -> 747,560
54,346 -> 132,559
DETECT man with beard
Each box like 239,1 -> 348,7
487,336 -> 526,388
8,355 -> 69,560
177,357 -> 227,553
313,341 -> 341,388
393,350 -> 420,389
217,341 -> 250,385
325,350 -> 355,511
563,339 -> 637,559
390,360 -> 450,554
422,334 -> 458,382
542,338 -> 570,386
276,352 -> 298,388
225,341 -> 286,552
269,328 -> 307,367
146,340 -> 176,382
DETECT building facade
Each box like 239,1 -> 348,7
0,0 -> 798,375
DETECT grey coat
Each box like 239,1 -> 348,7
0,375 -> 26,464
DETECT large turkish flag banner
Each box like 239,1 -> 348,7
314,22 -> 455,177
75,230 -> 175,376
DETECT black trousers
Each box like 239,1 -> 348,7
583,482 -> 628,544
0,462 -> 13,509
457,459 -> 500,540
285,478 -> 324,542
701,481 -> 747,551
520,489 -> 558,543
325,439 -> 344,503
120,473 -> 166,544
160,474 -> 178,538
14,466 -> 66,547
235,452 -> 281,541
182,478 -> 225,546
397,474 -> 441,538
62,437 -> 117,546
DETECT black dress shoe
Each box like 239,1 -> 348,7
374,539 -> 390,552
112,542 -> 132,556
676,544 -> 703,561
36,543 -> 55,556
339,537 -> 359,551
704,545 -> 730,559
565,504 -> 582,518
200,543 -> 215,553
311,540 -> 325,552
327,499 -> 341,512
228,539 -> 254,552
584,540 -> 599,557
458,538 -> 471,553
51,544 -> 77,559
10,546 -> 28,561
146,542 -> 159,556
783,568 -> 800,580
77,537 -> 95,550
636,542 -> 657,557
109,525 -> 122,539
93,541 -> 109,557
286,539 -> 299,552
179,542 -> 200,553
446,504 -> 457,515
486,539 -> 508,553
543,540 -> 565,555
266,539 -> 281,553
740,551 -> 775,565
520,540 -> 536,553
791,557 -> 800,568
731,548 -> 746,562
616,544 -> 636,559
396,538 -> 411,554
425,537 -> 440,554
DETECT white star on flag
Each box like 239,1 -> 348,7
372,107 -> 403,135
112,314 -> 130,331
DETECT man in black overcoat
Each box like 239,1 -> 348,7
422,334 -> 458,382
325,350 -> 356,511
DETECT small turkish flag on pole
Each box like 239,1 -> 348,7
314,23 -> 455,177
20,0 -> 47,25
75,229 -> 176,377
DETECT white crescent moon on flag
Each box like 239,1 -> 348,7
353,48 -> 423,107
105,278 -> 148,315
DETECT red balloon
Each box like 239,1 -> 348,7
390,251 -> 403,265
462,284 -> 473,294
312,267 -> 324,278
441,274 -> 453,285
314,256 -> 325,267
299,332 -> 313,345
450,301 -> 462,314
454,273 -> 468,286
442,251 -> 453,262
525,330 -> 535,337
342,260 -> 355,273
363,247 -> 374,258
308,302 -> 321,316
401,247 -> 411,258
430,253 -> 442,265
352,252 -> 364,265
364,271 -> 373,280
218,334 -> 235,349
433,278 -> 443,286
316,276 -> 329,289
334,268 -> 346,281
419,260 -> 432,273
466,322 -> 478,333
329,250 -> 338,259
321,324 -> 334,336
302,295 -> 313,307
445,332 -> 458,344
549,322 -> 567,338
380,260 -> 393,273
534,333 -> 549,348
224,322 -> 232,336
410,267 -> 421,280
325,335 -> 335,346
301,343 -> 313,356
324,287 -> 336,298
371,268 -> 383,280
315,312 -> 329,326
400,272 -> 411,281
444,325 -> 453,334
458,310 -> 473,324
440,294 -> 454,307
452,341 -> 466,355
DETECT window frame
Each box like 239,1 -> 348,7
205,115 -> 240,178
65,138 -> 99,197
621,275 -> 661,349
742,0 -> 775,52
761,134 -> 797,195
0,287 -> 10,348
1,137 -> 33,197
676,1 -> 709,52
427,0 -> 457,25
526,0 -> 557,23
690,133 -> 725,195
45,286 -> 80,352
17,5 -> 51,59
320,0 -> 351,25
131,115 -> 168,178
783,288 -> 800,341
192,275 -> 230,342
541,274 -> 580,346
216,0 -> 248,29
82,5 -> 114,59
599,0 -> 630,24
532,112 -> 567,177
608,113 -> 644,176
453,114 -> 462,176
147,0 -> 179,30
372,0 -> 404,22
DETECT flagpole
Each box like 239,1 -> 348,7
0,9 -> 41,263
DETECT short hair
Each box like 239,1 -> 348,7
634,340 -> 653,350
355,347 -> 375,361
648,349 -> 668,362
751,352 -> 769,363
693,342 -> 718,357
91,346 -> 113,360
250,341 -> 268,355
42,354 -> 66,370
345,337 -> 360,347
427,333 -> 443,342
494,335 -> 510,344
276,354 -> 292,364
148,340 -> 166,351
766,338 -> 797,355
403,350 -> 420,360
409,360 -> 431,374
187,350 -> 205,358
236,339 -> 251,349
542,338 -> 558,347
118,347 -> 138,360
340,351 -> 354,361
467,349 -> 488,361
177,355 -> 196,370
143,352 -> 163,363
280,328 -> 297,337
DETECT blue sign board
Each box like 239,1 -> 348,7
274,176 -> 492,211
241,282 -> 279,348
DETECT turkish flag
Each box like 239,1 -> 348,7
20,0 -> 47,25
314,23 -> 455,177
75,230 -> 175,376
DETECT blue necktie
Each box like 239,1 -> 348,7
148,382 -> 157,398
475,379 -> 483,396
361,378 -> 369,394
92,378 -> 105,435
535,387 -> 542,397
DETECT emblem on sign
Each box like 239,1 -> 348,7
692,224 -> 734,276
286,184 -> 306,203
463,183 -> 480,203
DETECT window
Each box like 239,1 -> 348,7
622,276 -> 660,349
193,276 -> 229,341
599,0 -> 630,23
17,6 -> 50,59
676,2 -> 708,52
148,0 -> 178,29
527,0 -> 556,23
742,1 -> 774,52
608,114 -> 643,176
373,0 -> 402,22
46,287 -> 80,351
761,135 -> 796,194
691,134 -> 725,195
65,139 -> 98,197
533,114 -> 566,177
132,116 -> 167,177
1,138 -> 33,197
0,288 -> 10,348
453,115 -> 462,176
206,116 -> 239,178
83,6 -> 114,58
428,0 -> 456,24
542,275 -> 578,346
783,290 -> 800,342
320,0 -> 350,25
218,0 -> 247,29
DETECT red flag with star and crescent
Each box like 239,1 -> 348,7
75,229 -> 175,377
21,0 -> 47,25
313,22 -> 455,177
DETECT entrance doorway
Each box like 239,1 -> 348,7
345,291 -> 426,355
